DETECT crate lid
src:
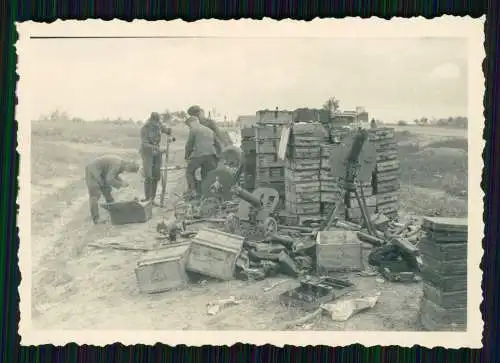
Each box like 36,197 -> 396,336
137,242 -> 191,265
192,228 -> 245,253
316,230 -> 361,245
422,217 -> 468,233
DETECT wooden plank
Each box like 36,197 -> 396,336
277,123 -> 292,161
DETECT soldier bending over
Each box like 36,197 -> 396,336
85,155 -> 139,224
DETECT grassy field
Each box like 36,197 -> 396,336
28,119 -> 468,331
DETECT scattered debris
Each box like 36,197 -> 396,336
283,307 -> 323,329
321,292 -> 381,321
263,279 -> 289,292
206,296 -> 241,315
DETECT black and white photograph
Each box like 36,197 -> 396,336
17,18 -> 484,347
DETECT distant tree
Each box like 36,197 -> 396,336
398,120 -> 408,126
322,97 -> 340,116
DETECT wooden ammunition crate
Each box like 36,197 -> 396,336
287,159 -> 321,170
293,122 -> 325,132
376,150 -> 398,162
286,201 -> 321,215
377,202 -> 399,215
374,141 -> 398,152
422,282 -> 467,309
321,180 -> 344,193
319,169 -> 341,182
418,239 -> 467,260
241,127 -> 256,138
287,192 -> 321,204
375,180 -> 400,194
287,146 -> 322,159
419,266 -> 467,292
257,153 -> 285,168
376,159 -> 400,173
320,144 -> 339,156
419,295 -> 467,330
186,228 -> 245,280
421,254 -> 467,276
368,128 -> 395,141
375,171 -> 399,182
103,200 -> 152,225
376,191 -> 399,205
256,166 -> 285,183
255,125 -> 283,140
286,180 -> 321,194
288,136 -> 324,147
422,217 -> 468,233
241,139 -> 256,152
256,138 -> 280,154
316,230 -> 363,273
135,242 -> 191,294
279,211 -> 325,226
285,168 -> 320,183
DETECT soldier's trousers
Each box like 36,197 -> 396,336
186,155 -> 218,194
85,166 -> 114,223
141,152 -> 162,200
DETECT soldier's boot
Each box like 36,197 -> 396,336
90,197 -> 106,225
141,179 -> 152,202
150,180 -> 160,206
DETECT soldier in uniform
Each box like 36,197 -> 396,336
184,116 -> 220,197
186,105 -> 227,154
140,112 -> 172,205
85,155 -> 139,224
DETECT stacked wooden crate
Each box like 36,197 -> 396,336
369,127 -> 400,219
319,143 -> 344,219
254,124 -> 286,206
284,123 -> 326,225
418,217 -> 467,331
240,126 -> 257,191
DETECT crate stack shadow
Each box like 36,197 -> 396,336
418,217 -> 467,331
284,122 -> 326,225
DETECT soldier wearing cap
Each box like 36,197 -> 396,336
187,105 -> 228,153
184,116 -> 220,197
140,112 -> 172,205
85,155 -> 139,224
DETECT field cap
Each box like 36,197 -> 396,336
187,105 -> 202,116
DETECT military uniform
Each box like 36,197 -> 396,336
140,119 -> 170,202
85,155 -> 127,223
185,123 -> 220,194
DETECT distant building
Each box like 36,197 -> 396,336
236,115 -> 258,129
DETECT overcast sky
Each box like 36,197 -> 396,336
21,26 -> 468,123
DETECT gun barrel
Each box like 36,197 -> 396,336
233,186 -> 262,208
